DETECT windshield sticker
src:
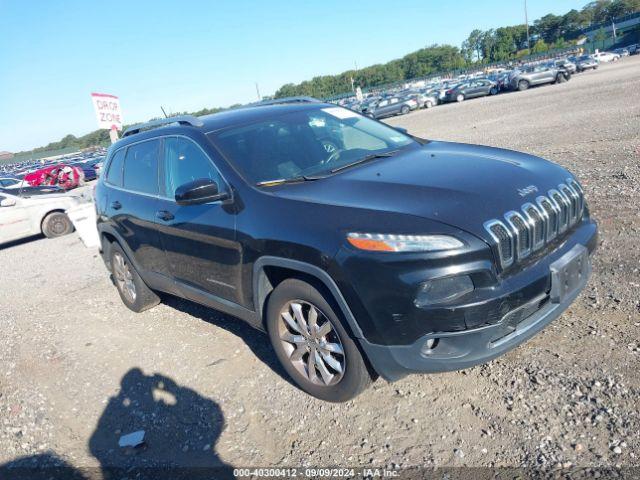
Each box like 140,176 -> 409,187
322,107 -> 359,119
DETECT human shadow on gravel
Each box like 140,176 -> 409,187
0,368 -> 235,480
162,295 -> 295,388
88,367 -> 234,479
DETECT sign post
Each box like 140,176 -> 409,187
90,93 -> 123,144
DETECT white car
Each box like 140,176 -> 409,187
592,51 -> 620,63
0,191 -> 79,245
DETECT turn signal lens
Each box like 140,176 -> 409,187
347,233 -> 464,253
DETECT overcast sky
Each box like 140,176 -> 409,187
0,0 -> 588,152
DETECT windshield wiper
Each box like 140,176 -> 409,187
256,175 -> 325,187
329,151 -> 399,174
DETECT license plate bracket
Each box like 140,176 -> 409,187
550,244 -> 590,304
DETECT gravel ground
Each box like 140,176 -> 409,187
0,57 -> 639,477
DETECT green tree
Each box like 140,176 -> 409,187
594,26 -> 608,43
534,14 -> 564,43
461,29 -> 485,62
531,39 -> 550,53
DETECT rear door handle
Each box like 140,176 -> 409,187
110,201 -> 122,210
156,210 -> 174,221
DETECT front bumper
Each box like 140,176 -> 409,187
355,220 -> 597,381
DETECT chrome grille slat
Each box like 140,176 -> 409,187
522,202 -> 545,251
568,178 -> 584,217
537,196 -> 558,242
550,189 -> 570,233
484,220 -> 514,268
485,180 -> 585,269
562,183 -> 580,225
505,211 -> 531,260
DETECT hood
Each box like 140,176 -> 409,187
267,141 -> 574,240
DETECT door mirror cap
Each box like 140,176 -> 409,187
394,126 -> 409,135
175,178 -> 229,206
0,197 -> 16,207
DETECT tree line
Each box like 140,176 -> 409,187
463,0 -> 640,63
24,106 -> 226,155
17,0 -> 640,156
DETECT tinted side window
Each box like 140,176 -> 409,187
123,140 -> 160,195
105,148 -> 126,186
163,137 -> 223,198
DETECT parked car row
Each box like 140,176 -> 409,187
0,150 -> 105,198
336,49 -> 630,117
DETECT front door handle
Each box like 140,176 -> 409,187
156,210 -> 175,221
110,201 -> 122,210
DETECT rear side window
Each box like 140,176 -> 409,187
105,149 -> 125,186
123,139 -> 160,195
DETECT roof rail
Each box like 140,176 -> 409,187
252,96 -> 322,107
122,115 -> 204,138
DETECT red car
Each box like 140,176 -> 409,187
24,164 -> 84,190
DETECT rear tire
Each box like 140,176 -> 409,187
517,80 -> 529,91
456,94 -> 464,102
266,278 -> 375,402
109,243 -> 160,313
42,212 -> 74,238
400,105 -> 410,115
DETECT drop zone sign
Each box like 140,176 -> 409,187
91,92 -> 123,131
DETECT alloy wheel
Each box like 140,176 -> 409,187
278,300 -> 345,386
112,252 -> 137,303
50,216 -> 67,235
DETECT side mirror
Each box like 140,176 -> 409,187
394,126 -> 409,135
175,178 -> 229,206
0,197 -> 16,207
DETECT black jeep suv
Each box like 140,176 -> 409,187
95,97 -> 597,402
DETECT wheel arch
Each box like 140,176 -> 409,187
97,225 -> 140,274
253,256 -> 364,339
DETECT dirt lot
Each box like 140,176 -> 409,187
1,57 -> 639,476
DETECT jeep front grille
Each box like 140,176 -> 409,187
484,179 -> 585,269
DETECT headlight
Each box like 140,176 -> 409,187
347,233 -> 464,252
414,275 -> 474,307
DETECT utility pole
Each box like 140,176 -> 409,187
255,82 -> 261,101
524,0 -> 530,50
351,60 -> 359,93
611,18 -> 617,42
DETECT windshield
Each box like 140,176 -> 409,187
209,106 -> 417,184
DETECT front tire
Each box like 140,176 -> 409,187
42,211 -> 74,238
266,279 -> 375,402
517,80 -> 529,91
109,243 -> 160,313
